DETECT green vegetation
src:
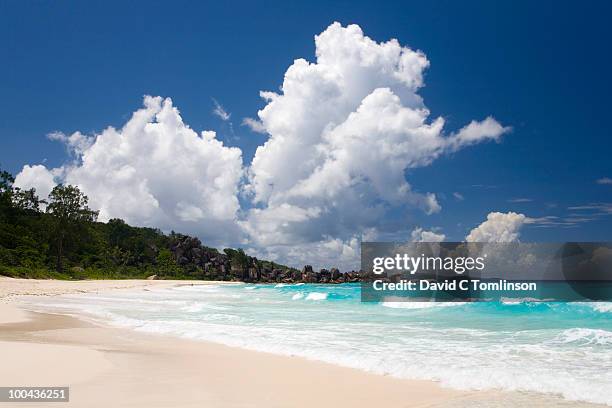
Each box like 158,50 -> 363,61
0,166 -> 293,280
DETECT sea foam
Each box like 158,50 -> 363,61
305,292 -> 327,300
24,283 -> 612,406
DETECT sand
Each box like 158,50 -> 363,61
0,276 -> 232,300
0,277 -> 604,407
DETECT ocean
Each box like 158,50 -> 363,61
27,283 -> 612,405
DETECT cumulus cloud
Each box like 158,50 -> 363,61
14,164 -> 57,200
361,227 -> 379,241
47,131 -> 94,157
17,96 -> 244,246
16,22 -> 510,270
248,236 -> 361,272
410,227 -> 446,242
243,22 -> 508,256
447,117 -> 509,151
466,212 -> 528,242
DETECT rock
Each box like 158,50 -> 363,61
248,267 -> 259,281
303,271 -> 318,283
70,266 -> 84,276
345,271 -> 360,282
152,231 -> 363,284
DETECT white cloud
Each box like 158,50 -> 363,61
508,197 -> 532,203
466,211 -> 527,242
447,117 -> 509,151
16,96 -> 244,246
361,227 -> 379,241
243,22 -> 508,255
410,227 -> 445,242
212,98 -> 231,121
47,131 -> 94,157
15,22 -> 511,270
596,177 -> 612,185
453,192 -> 464,201
13,164 -> 57,200
248,236 -> 361,272
242,117 -> 267,134
568,203 -> 612,213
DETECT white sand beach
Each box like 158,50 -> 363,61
0,278 -> 605,408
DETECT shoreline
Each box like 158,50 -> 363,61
0,276 -> 238,302
0,278 -> 606,407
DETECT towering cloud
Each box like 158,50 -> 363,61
15,22 -> 510,268
466,212 -> 527,242
15,96 -> 244,246
242,22 -> 509,264
410,227 -> 446,242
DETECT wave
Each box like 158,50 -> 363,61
554,328 -> 612,346
500,297 -> 550,304
102,316 -> 612,406
28,285 -> 612,406
585,302 -> 612,313
181,303 -> 206,313
305,292 -> 328,301
181,302 -> 233,313
381,301 -> 464,309
274,283 -> 305,288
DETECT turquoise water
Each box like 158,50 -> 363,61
31,283 -> 612,405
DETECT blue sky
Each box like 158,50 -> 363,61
1,1 -> 612,267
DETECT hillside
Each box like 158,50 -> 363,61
0,167 -> 363,283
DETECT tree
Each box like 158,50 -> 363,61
12,187 -> 45,213
156,248 -> 181,277
224,248 -> 250,270
0,168 -> 15,218
46,185 -> 98,272
107,218 -> 130,247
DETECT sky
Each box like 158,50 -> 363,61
1,1 -> 611,269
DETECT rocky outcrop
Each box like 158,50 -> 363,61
166,233 -> 366,284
